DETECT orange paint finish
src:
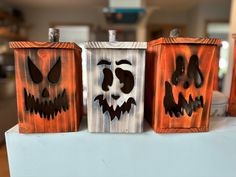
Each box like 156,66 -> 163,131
213,49 -> 220,90
10,42 -> 83,133
229,36 -> 236,116
145,37 -> 221,133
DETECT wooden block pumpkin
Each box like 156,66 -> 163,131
85,31 -> 147,133
145,37 -> 221,133
9,42 -> 83,133
228,34 -> 236,116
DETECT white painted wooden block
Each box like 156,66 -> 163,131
85,32 -> 147,133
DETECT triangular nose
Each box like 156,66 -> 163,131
42,88 -> 49,98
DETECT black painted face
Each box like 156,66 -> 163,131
25,56 -> 69,120
94,59 -> 136,120
164,55 -> 204,118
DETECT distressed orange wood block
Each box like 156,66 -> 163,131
228,35 -> 236,116
145,37 -> 221,133
9,42 -> 83,133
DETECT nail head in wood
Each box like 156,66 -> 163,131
49,28 -> 60,42
170,28 -> 180,37
109,30 -> 116,42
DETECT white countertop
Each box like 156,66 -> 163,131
5,117 -> 236,177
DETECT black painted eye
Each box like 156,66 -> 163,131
187,55 -> 204,88
102,68 -> 113,91
115,68 -> 134,94
171,55 -> 185,85
27,56 -> 43,84
48,57 -> 61,84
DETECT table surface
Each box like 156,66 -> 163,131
5,117 -> 236,177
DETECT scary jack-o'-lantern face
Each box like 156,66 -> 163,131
164,54 -> 204,118
94,59 -> 136,120
24,56 -> 69,120
10,41 -> 83,133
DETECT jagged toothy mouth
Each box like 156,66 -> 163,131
164,81 -> 204,118
94,94 -> 136,120
24,88 -> 69,120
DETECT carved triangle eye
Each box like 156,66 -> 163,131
48,57 -> 61,84
27,56 -> 43,84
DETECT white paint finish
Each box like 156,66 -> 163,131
5,117 -> 236,177
86,48 -> 146,133
84,42 -> 147,49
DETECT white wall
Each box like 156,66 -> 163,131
148,10 -> 188,25
146,1 -> 231,38
20,1 -> 231,41
21,7 -> 106,41
187,0 -> 231,37
224,0 -> 236,96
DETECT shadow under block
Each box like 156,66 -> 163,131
5,117 -> 236,177
229,35 -> 236,116
9,42 -> 83,133
145,37 -> 221,133
85,42 -> 147,133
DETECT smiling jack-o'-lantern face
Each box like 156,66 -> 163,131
94,59 -> 136,120
145,37 -> 221,133
164,54 -> 204,117
24,56 -> 69,120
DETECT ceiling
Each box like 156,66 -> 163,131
2,0 -> 231,12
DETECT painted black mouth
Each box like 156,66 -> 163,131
24,88 -> 69,120
163,81 -> 204,117
94,94 -> 136,120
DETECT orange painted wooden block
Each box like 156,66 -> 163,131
228,34 -> 236,116
145,37 -> 221,133
9,42 -> 83,133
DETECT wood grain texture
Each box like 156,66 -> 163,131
213,48 -> 220,90
11,43 -> 83,133
86,48 -> 146,133
9,41 -> 81,51
148,37 -> 221,46
0,144 -> 10,177
84,42 -> 147,49
228,39 -> 236,116
145,39 -> 220,133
